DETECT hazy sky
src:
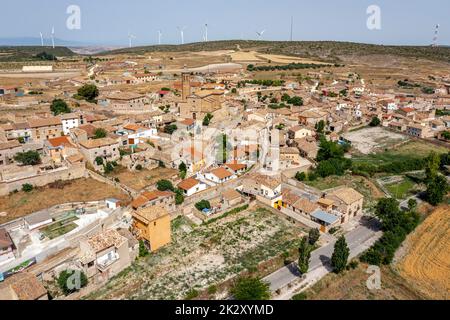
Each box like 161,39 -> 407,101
1,0 -> 448,46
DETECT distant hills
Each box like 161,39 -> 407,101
0,46 -> 75,62
101,40 -> 450,63
1,40 -> 450,64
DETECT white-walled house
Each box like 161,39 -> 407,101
61,113 -> 80,135
177,177 -> 208,197
122,124 -> 157,145
204,167 -> 236,184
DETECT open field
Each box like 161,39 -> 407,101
0,178 -> 131,224
343,127 -> 410,155
303,263 -> 426,300
87,207 -> 304,300
396,205 -> 450,300
352,140 -> 449,167
384,177 -> 417,200
109,166 -> 178,191
305,174 -> 385,209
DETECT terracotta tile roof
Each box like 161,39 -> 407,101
47,136 -> 75,148
79,138 -> 118,149
222,189 -> 241,201
293,198 -> 319,214
282,189 -> 300,206
131,190 -> 174,209
0,140 -> 21,150
209,167 -> 233,180
180,118 -> 195,126
0,273 -> 47,300
0,228 -> 13,249
225,163 -> 247,172
87,229 -> 126,253
28,117 -> 61,128
132,206 -> 169,225
177,177 -> 200,191
329,188 -> 363,205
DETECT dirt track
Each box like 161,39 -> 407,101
396,205 -> 450,300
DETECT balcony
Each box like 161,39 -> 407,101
96,252 -> 119,272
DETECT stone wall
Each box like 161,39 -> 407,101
0,163 -> 86,196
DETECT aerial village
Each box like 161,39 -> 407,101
0,47 -> 449,300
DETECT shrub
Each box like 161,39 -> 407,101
156,180 -> 174,192
57,270 -> 88,295
207,285 -> 218,295
185,289 -> 199,300
231,277 -> 270,300
139,240 -> 149,257
195,200 -> 211,212
292,292 -> 307,300
14,151 -> 41,166
22,184 -> 33,192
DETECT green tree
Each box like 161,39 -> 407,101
103,162 -> 114,174
202,113 -> 214,126
369,117 -> 381,127
315,120 -> 325,133
442,131 -> 450,140
195,200 -> 211,211
14,150 -> 41,166
57,270 -> 88,295
295,171 -> 307,181
139,240 -> 149,257
76,84 -> 99,102
426,175 -> 448,205
22,183 -> 33,192
408,198 -> 418,211
163,124 -> 177,135
50,99 -> 71,116
231,277 -> 270,300
298,237 -> 312,274
308,228 -> 320,246
175,189 -> 185,205
331,236 -> 350,273
156,179 -> 174,192
95,156 -> 104,166
93,128 -> 107,139
178,162 -> 187,177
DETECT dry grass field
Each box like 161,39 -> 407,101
396,205 -> 450,300
87,207 -> 304,300
0,178 -> 130,224
304,264 -> 426,300
110,166 -> 178,191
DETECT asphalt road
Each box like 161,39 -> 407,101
264,218 -> 381,292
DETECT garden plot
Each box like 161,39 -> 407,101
87,207 -> 304,300
343,127 -> 409,155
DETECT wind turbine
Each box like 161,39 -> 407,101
432,24 -> 440,47
51,27 -> 55,48
177,26 -> 187,45
128,32 -> 136,48
203,24 -> 208,42
256,30 -> 266,40
39,32 -> 44,47
157,30 -> 163,45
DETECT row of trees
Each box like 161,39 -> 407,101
360,198 -> 420,265
237,79 -> 285,88
247,62 -> 335,72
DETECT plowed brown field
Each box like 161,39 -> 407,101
397,205 -> 450,300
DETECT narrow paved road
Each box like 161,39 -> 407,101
264,218 -> 381,292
